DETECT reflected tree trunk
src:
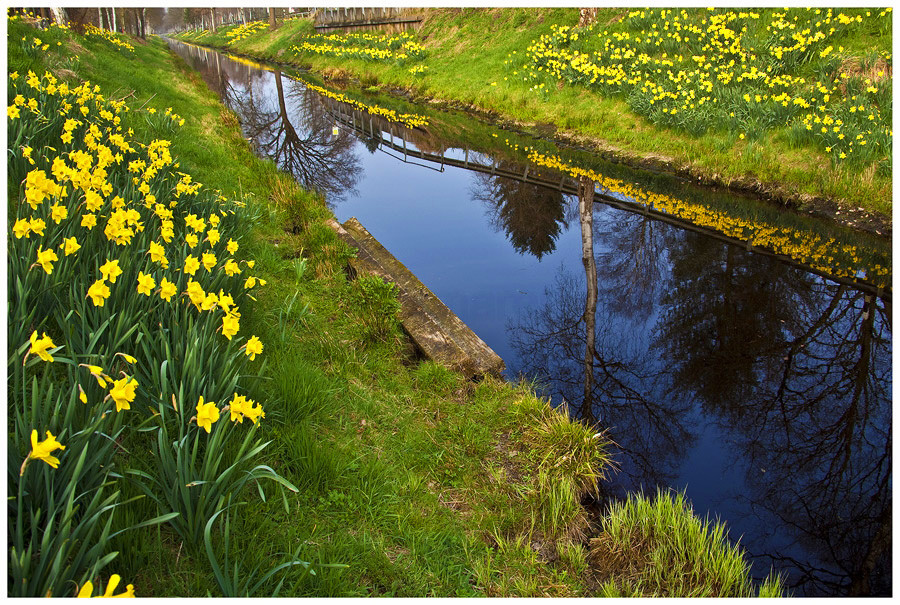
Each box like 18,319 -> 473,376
580,176 -> 597,425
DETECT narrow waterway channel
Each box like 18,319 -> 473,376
167,39 -> 892,597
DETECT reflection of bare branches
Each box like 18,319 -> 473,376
594,209 -> 669,322
656,233 -> 892,596
729,286 -> 892,596
470,160 -> 568,260
226,70 -> 362,203
509,267 -> 695,489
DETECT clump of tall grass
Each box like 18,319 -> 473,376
590,488 -> 785,597
511,397 -> 611,541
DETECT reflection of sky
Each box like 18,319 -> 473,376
335,151 -> 587,367
168,39 -> 892,597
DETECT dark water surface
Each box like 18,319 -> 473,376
167,39 -> 892,597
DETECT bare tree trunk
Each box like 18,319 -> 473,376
49,7 -> 66,26
579,176 -> 598,425
139,7 -> 146,38
112,7 -> 117,32
209,7 -> 216,33
269,7 -> 277,29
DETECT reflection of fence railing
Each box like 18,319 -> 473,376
314,7 -> 422,29
323,98 -> 889,300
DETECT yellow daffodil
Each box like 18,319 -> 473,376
81,213 -> 97,230
87,279 -> 111,307
136,272 -> 155,296
108,376 -> 138,412
244,336 -> 263,361
201,252 -> 217,272
22,429 -> 65,473
61,236 -> 81,256
185,280 -> 206,309
195,396 -> 220,433
76,574 -> 135,598
27,330 -> 56,362
221,311 -> 240,340
13,218 -> 31,239
35,247 -> 58,274
29,217 -> 46,236
183,254 -> 200,276
226,239 -> 238,255
81,364 -> 109,388
159,277 -> 177,302
224,259 -> 241,276
99,259 -> 123,284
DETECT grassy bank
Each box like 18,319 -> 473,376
8,14 -> 780,597
173,7 -> 892,223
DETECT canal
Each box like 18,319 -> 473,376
167,39 -> 892,597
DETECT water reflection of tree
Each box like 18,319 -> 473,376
227,70 -> 362,202
470,163 -> 568,260
716,285 -> 891,596
594,207 -> 669,323
508,181 -> 695,489
653,235 -> 892,596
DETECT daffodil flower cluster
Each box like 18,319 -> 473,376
499,136 -> 890,290
84,23 -> 135,53
224,19 -> 269,43
8,19 -> 290,596
291,31 -> 425,64
299,78 -> 429,128
512,7 -> 892,166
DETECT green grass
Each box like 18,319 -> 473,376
8,16 -> 779,598
590,489 -> 786,597
173,7 -> 892,219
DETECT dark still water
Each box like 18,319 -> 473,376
167,39 -> 892,597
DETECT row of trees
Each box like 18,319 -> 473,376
178,8 -> 311,34
14,7 -> 312,37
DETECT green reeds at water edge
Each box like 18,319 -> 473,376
590,488 -> 785,597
